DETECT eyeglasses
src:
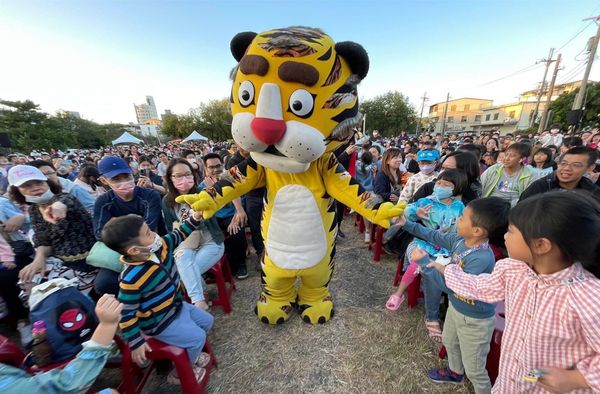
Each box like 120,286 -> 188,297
558,161 -> 586,170
207,164 -> 222,170
43,171 -> 57,176
171,173 -> 194,180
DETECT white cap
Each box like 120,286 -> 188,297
7,165 -> 47,187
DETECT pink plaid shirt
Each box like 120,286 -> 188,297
445,258 -> 600,393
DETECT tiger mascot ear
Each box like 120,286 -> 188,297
230,31 -> 258,61
335,41 -> 369,80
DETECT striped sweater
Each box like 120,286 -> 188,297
117,217 -> 200,350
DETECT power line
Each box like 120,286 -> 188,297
557,61 -> 588,85
556,4 -> 600,52
480,63 -> 542,86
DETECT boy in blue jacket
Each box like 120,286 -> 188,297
394,197 -> 510,394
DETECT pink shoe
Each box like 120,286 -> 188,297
385,294 -> 406,311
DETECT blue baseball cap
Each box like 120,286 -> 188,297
98,156 -> 132,179
416,149 -> 440,162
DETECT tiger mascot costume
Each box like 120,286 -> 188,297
178,27 -> 405,325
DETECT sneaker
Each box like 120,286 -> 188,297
236,265 -> 249,279
364,232 -> 371,243
17,321 -> 33,347
428,367 -> 464,384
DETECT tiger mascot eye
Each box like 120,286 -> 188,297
178,27 -> 405,325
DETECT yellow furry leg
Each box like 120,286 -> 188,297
297,259 -> 335,325
255,256 -> 297,325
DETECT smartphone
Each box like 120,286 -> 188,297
140,169 -> 148,177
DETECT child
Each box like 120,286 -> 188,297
385,170 -> 466,339
398,148 -> 440,203
428,191 -> 600,393
0,294 -> 122,393
355,151 -> 375,243
394,197 -> 511,393
102,211 -> 213,384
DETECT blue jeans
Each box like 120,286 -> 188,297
154,302 -> 214,363
175,242 -> 224,304
405,241 -> 442,321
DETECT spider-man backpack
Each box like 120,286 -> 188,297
29,284 -> 98,363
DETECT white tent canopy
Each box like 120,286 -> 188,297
183,130 -> 209,142
112,132 -> 144,145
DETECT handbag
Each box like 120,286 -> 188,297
85,241 -> 124,273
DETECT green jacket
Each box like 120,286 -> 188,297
161,196 -> 224,245
480,163 -> 536,198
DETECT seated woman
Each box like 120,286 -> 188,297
7,165 -> 97,295
373,148 -> 407,204
0,195 -> 35,346
73,164 -> 107,199
161,159 -> 225,310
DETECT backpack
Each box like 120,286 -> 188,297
29,284 -> 98,363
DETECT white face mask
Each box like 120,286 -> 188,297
149,233 -> 163,253
25,189 -> 55,204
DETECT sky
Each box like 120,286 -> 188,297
1,0 -> 599,124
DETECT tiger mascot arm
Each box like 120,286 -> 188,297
321,153 -> 406,228
176,158 -> 266,218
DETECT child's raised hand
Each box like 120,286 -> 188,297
416,205 -> 432,220
427,262 -> 446,275
95,294 -> 124,325
410,247 -> 428,262
192,210 -> 204,221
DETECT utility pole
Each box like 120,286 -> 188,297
440,93 -> 450,138
530,48 -> 555,127
571,16 -> 600,118
416,92 -> 429,137
538,53 -> 562,133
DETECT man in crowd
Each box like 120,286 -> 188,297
480,142 -> 536,206
93,156 -> 166,294
519,146 -> 600,202
201,153 -> 249,279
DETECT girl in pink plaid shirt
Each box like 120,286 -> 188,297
429,191 -> 600,393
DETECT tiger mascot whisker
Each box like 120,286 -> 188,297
178,26 -> 405,325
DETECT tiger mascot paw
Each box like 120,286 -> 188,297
254,295 -> 296,325
373,201 -> 407,229
298,297 -> 334,325
175,191 -> 218,219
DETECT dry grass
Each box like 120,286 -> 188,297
97,219 -> 473,393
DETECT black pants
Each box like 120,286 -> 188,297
0,241 -> 34,322
217,216 -> 247,274
335,201 -> 346,228
94,268 -> 120,296
244,195 -> 264,255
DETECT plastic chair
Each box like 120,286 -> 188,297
206,255 -> 236,314
354,213 -> 365,233
115,336 -> 217,394
368,224 -> 385,262
392,259 -> 423,308
0,334 -> 25,367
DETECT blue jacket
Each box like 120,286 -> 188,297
354,161 -> 374,191
404,221 -> 496,319
404,196 -> 464,256
93,187 -> 167,239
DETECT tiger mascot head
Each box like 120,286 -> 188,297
229,26 -> 369,173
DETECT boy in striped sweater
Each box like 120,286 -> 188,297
102,212 -> 213,384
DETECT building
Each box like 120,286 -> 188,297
125,123 -> 161,138
161,109 -> 173,122
428,98 -> 493,134
519,80 -> 588,103
480,101 -> 539,134
134,95 -> 159,124
57,110 -> 81,119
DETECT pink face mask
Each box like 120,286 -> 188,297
112,180 -> 135,195
173,176 -> 195,192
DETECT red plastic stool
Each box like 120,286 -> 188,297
206,255 -> 236,314
354,213 -> 365,233
0,334 -> 25,367
392,259 -> 423,308
368,224 -> 385,262
115,336 -> 217,394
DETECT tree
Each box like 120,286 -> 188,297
548,82 -> 600,128
360,91 -> 417,137
196,98 -> 232,141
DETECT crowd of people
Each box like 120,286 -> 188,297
0,123 -> 599,392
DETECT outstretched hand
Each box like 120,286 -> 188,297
373,201 -> 407,228
175,191 -> 218,218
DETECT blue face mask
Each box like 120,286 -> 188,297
433,185 -> 454,200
